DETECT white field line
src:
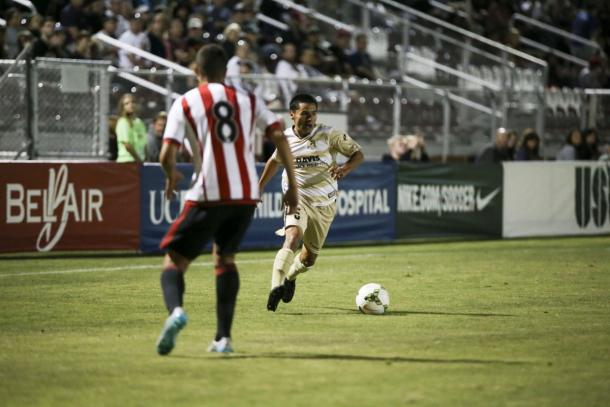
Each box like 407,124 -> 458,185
0,253 -> 380,278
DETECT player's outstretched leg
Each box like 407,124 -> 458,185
283,255 -> 310,303
157,266 -> 188,355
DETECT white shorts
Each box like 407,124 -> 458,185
278,200 -> 336,255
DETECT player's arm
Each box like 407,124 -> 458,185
331,149 -> 364,180
268,126 -> 298,209
258,157 -> 281,194
160,141 -> 183,200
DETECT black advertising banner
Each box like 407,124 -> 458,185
396,163 -> 503,238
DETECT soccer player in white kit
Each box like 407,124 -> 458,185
259,93 -> 364,311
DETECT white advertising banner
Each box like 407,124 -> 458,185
503,161 -> 610,237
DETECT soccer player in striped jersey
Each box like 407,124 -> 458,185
259,93 -> 364,311
155,44 -> 298,355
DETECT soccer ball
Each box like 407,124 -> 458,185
356,283 -> 390,315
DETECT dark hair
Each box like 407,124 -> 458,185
195,44 -> 228,79
289,93 -> 318,111
566,128 -> 581,145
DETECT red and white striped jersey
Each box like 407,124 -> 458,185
163,82 -> 281,204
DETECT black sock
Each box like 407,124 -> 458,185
215,264 -> 239,340
160,267 -> 185,314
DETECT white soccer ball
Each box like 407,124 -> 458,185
356,283 -> 390,315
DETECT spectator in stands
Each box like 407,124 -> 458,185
221,22 -> 242,58
84,0 -> 105,34
93,16 -> 118,63
580,128 -> 600,160
186,15 -> 205,44
106,0 -> 129,37
326,29 -> 353,78
515,129 -> 542,160
298,46 -> 324,78
0,26 -> 7,59
381,135 -> 408,162
116,94 -> 147,163
72,30 -> 97,59
275,42 -> 301,104
27,14 -> 44,38
117,13 -> 151,69
578,55 -> 607,88
570,2 -> 598,60
60,0 -> 87,44
146,111 -> 168,162
226,38 -> 259,89
476,127 -> 513,163
4,8 -> 22,58
32,17 -> 55,58
507,130 -> 518,160
107,114 -> 119,161
303,26 -> 332,73
164,17 -> 189,65
148,12 -> 168,59
46,24 -> 71,59
403,133 -> 430,162
555,128 -> 582,160
348,33 -> 377,80
206,0 -> 233,37
17,30 -> 35,54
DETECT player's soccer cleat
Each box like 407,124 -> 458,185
267,285 -> 285,311
282,278 -> 296,303
207,337 -> 234,353
156,308 -> 188,356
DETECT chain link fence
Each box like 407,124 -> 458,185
0,55 -> 110,160
1,57 -> 608,161
0,54 -> 29,159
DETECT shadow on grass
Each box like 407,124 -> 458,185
296,307 -> 516,317
173,352 -> 527,365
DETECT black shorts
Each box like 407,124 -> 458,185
160,202 -> 256,260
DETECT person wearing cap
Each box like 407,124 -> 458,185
117,12 -> 151,69
186,15 -> 204,39
47,23 -> 71,59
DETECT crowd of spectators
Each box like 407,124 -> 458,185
0,0 -> 381,84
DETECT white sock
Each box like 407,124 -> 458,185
171,307 -> 184,317
271,248 -> 294,288
287,255 -> 310,281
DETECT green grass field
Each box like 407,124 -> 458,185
1,237 -> 609,406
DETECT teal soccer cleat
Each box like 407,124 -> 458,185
156,309 -> 188,356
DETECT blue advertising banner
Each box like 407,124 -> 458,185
140,162 -> 396,253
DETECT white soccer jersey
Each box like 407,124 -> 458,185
271,124 -> 361,206
164,83 -> 281,204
